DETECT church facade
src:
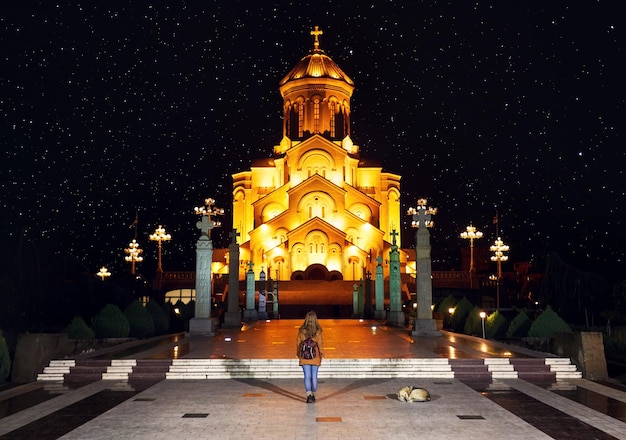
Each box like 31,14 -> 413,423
232,28 -> 403,282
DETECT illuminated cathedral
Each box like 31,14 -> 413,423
232,27 -> 404,283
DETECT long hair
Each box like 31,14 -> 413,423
300,310 -> 322,338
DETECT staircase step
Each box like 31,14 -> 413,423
37,357 -> 582,382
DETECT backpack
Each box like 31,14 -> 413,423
300,337 -> 318,360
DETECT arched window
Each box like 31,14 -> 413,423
313,98 -> 320,133
288,105 -> 299,138
298,102 -> 304,137
330,101 -> 336,137
335,107 -> 345,138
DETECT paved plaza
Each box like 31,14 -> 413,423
1,319 -> 626,439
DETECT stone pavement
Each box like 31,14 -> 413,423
1,319 -> 626,439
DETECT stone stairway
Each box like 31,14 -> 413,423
37,357 -> 581,383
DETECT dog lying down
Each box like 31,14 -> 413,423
397,386 -> 431,402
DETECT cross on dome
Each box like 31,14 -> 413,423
311,26 -> 323,51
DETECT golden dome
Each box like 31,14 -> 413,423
279,50 -> 354,86
279,26 -> 353,87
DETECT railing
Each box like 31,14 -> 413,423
155,270 -> 483,291
155,271 -> 196,291
432,271 -> 475,289
162,271 -> 195,280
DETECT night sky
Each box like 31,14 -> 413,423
2,2 -> 623,281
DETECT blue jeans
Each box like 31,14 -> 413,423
301,365 -> 319,392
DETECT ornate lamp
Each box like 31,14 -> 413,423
194,198 -> 224,238
124,239 -> 144,275
149,225 -> 171,272
407,198 -> 437,229
460,224 -> 483,288
490,237 -> 509,309
96,266 -> 111,281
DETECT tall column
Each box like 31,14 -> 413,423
364,271 -> 373,319
189,234 -> 214,335
408,199 -> 440,337
258,268 -> 267,320
375,255 -> 385,320
224,229 -> 242,328
190,199 -> 223,335
387,229 -> 405,327
243,261 -> 258,321
272,274 -> 279,318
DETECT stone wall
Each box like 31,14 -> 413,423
552,331 -> 608,381
10,333 -> 129,384
11,333 -> 78,383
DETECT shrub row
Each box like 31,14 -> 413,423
436,294 -> 571,339
65,300 -> 170,340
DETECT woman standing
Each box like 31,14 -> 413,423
296,311 -> 324,403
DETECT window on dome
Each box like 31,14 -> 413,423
313,98 -> 320,133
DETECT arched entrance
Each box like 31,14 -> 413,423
290,264 -> 343,281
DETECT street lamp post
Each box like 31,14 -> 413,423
490,237 -> 509,309
479,311 -> 487,338
124,239 -> 144,275
149,225 -> 171,273
460,224 -> 483,289
96,266 -> 111,281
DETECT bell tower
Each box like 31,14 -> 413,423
278,26 -> 355,147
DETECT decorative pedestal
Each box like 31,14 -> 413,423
387,311 -> 405,327
223,312 -> 242,328
412,319 -> 441,337
375,310 -> 387,320
189,317 -> 215,336
243,309 -> 258,321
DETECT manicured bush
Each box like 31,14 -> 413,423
528,306 -> 572,338
65,316 -> 95,339
506,310 -> 532,338
0,331 -> 10,382
464,306 -> 483,336
485,310 -> 508,339
124,300 -> 155,339
92,304 -> 130,338
450,297 -> 473,332
435,294 -> 457,322
146,300 -> 169,336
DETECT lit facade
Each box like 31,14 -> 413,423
232,29 -> 402,282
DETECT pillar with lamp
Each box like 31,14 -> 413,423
125,211 -> 143,275
479,311 -> 487,339
490,237 -> 509,310
149,225 -> 171,291
189,197 -> 224,335
96,266 -> 111,281
460,223 -> 483,289
124,239 -> 144,275
407,198 -> 441,336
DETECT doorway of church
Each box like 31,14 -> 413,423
290,263 -> 343,281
